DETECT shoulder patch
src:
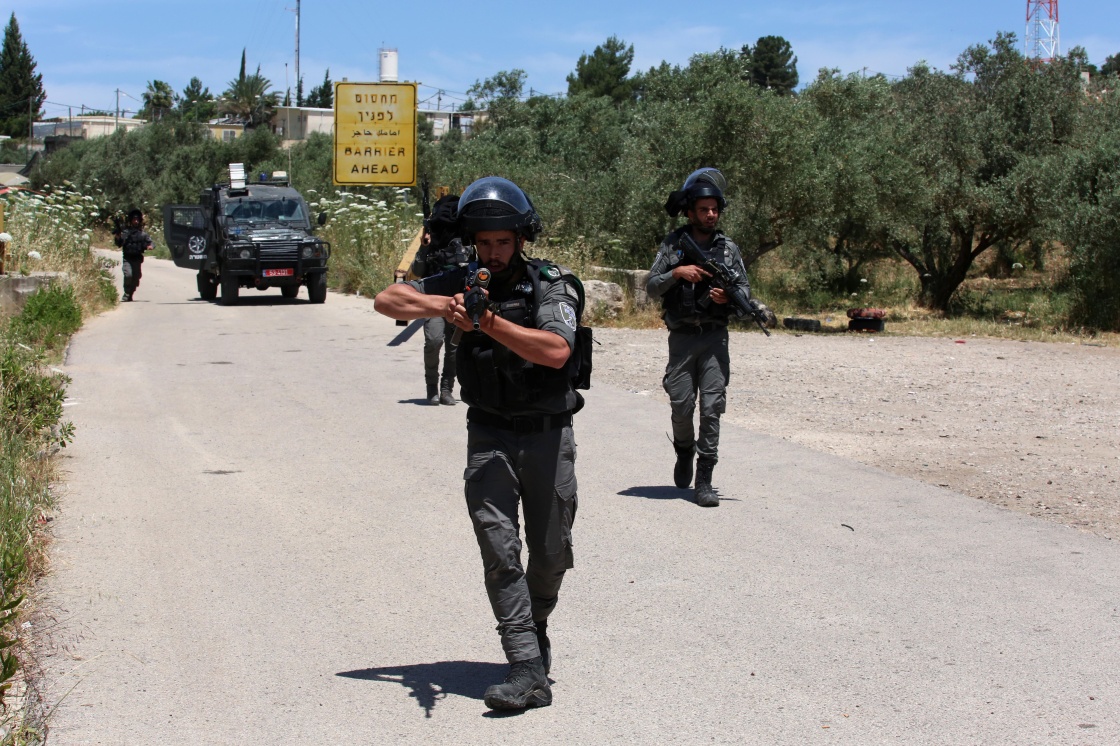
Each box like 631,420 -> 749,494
559,302 -> 578,331
541,264 -> 561,280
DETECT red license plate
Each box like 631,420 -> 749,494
263,269 -> 294,277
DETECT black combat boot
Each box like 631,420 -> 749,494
695,458 -> 718,507
426,382 -> 440,406
673,441 -> 695,489
535,619 -> 551,675
483,656 -> 552,710
439,381 -> 456,406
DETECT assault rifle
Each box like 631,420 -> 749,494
678,232 -> 771,337
450,265 -> 492,344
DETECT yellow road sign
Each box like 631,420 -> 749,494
333,82 -> 417,187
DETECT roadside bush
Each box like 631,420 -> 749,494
311,189 -> 417,296
7,285 -> 82,352
0,327 -> 73,720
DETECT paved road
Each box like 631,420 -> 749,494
40,256 -> 1120,744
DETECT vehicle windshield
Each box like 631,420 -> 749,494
223,198 -> 307,224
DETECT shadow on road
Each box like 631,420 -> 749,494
387,319 -> 425,347
618,485 -> 691,501
337,660 -> 506,717
619,485 -> 738,504
398,398 -> 441,406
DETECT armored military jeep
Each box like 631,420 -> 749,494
162,164 -> 330,305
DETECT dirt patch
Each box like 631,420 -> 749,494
593,328 -> 1120,539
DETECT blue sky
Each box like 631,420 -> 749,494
10,0 -> 1120,119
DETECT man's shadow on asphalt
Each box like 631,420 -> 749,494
337,661 -> 511,718
619,486 -> 739,503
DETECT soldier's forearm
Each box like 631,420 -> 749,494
374,284 -> 448,321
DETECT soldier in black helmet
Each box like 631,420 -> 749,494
375,176 -> 585,711
409,194 -> 470,405
112,209 -> 153,302
647,168 -> 753,507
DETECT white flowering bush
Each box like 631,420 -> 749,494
311,188 -> 421,296
2,185 -> 117,310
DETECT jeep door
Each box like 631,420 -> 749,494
162,205 -> 210,269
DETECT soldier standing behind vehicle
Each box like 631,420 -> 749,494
646,168 -> 752,508
374,176 -> 586,711
113,209 -> 153,302
409,194 -> 469,405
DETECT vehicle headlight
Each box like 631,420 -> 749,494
240,249 -> 252,259
302,246 -> 313,259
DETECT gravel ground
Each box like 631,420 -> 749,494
593,327 -> 1120,539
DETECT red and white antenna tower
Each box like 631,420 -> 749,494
1026,0 -> 1060,62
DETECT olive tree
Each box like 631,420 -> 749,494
883,34 -> 1080,311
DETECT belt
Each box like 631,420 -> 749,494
467,407 -> 573,435
671,322 -> 724,335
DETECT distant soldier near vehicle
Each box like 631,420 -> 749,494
374,176 -> 589,711
113,209 -> 153,302
409,193 -> 470,405
647,168 -> 755,507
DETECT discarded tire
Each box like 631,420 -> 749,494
848,317 -> 885,332
783,317 -> 821,332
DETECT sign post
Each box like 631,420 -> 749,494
333,82 -> 417,187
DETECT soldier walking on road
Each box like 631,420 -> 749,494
113,207 -> 153,300
647,168 -> 753,507
113,209 -> 153,302
409,194 -> 470,405
375,177 -> 587,711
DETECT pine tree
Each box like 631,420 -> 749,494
1103,53 -> 1120,77
0,13 -> 46,138
566,36 -> 636,103
305,69 -> 332,108
179,77 -> 217,122
745,35 -> 799,95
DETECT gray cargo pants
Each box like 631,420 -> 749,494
663,325 -> 730,462
122,256 -> 143,295
464,422 -> 577,663
423,316 -> 458,391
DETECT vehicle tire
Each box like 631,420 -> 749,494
307,272 -> 327,304
220,271 -> 239,306
281,285 -> 299,299
197,271 -> 218,301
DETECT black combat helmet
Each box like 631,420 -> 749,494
665,167 -> 728,217
457,176 -> 542,242
127,208 -> 144,225
427,194 -> 461,248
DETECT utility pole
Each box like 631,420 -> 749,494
116,88 -> 121,131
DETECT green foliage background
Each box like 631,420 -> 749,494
25,32 -> 1120,330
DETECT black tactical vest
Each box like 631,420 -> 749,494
456,261 -> 577,415
661,229 -> 734,319
121,229 -> 149,259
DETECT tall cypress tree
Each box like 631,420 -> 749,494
0,13 -> 46,138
